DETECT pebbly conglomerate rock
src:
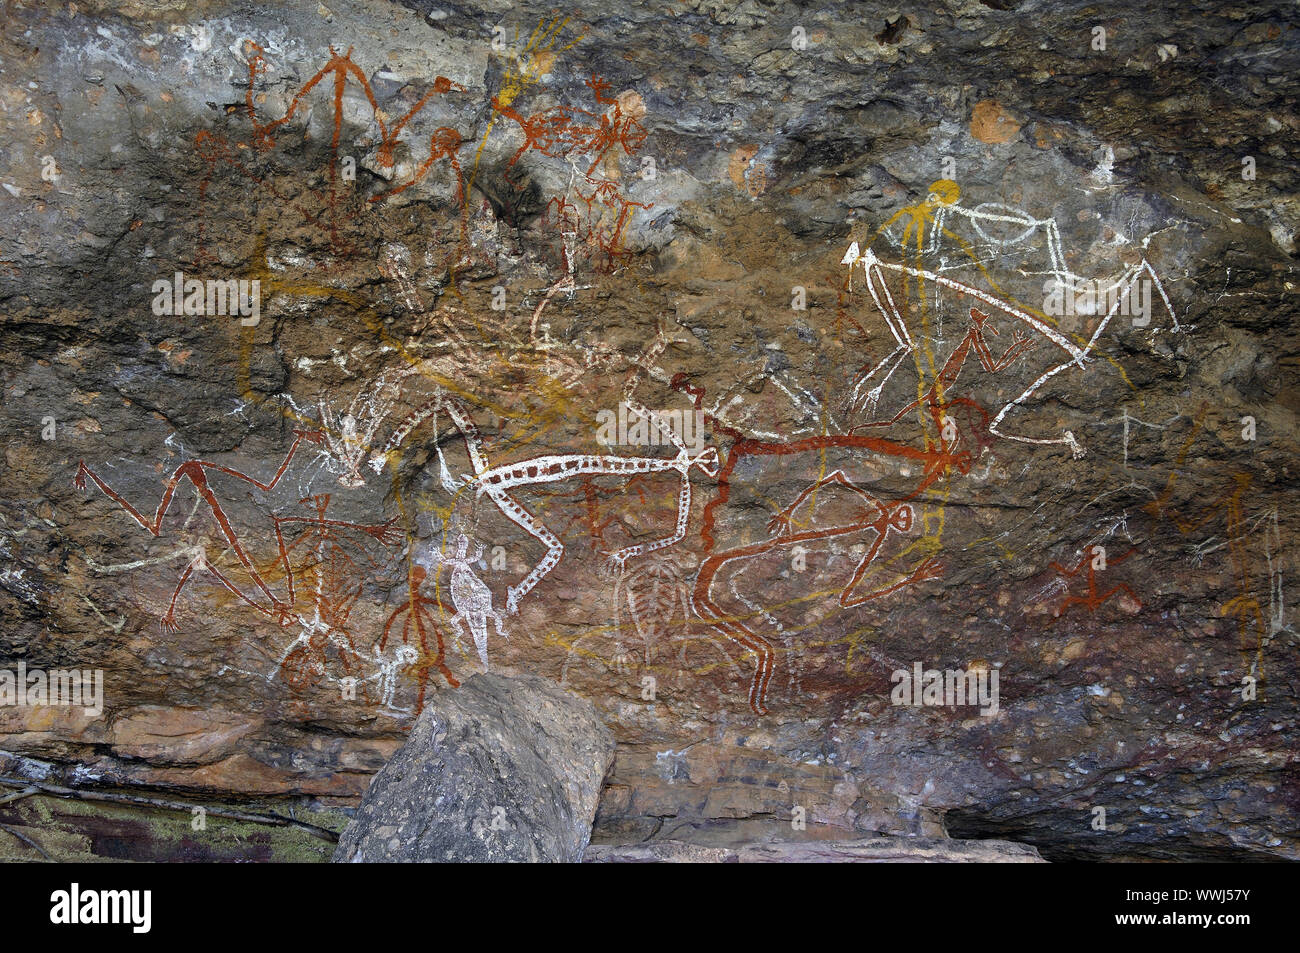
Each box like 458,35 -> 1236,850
333,673 -> 614,862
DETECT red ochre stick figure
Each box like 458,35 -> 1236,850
380,564 -> 459,713
244,43 -> 466,172
573,75 -> 648,177
1048,545 -> 1141,618
74,431 -> 395,633
852,306 -> 1035,431
493,74 -> 648,182
492,96 -> 586,180
370,126 -> 469,243
573,178 -> 653,273
197,42 -> 468,259
693,465 -> 947,716
666,374 -> 968,714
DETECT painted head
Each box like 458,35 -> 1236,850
429,127 -> 463,160
926,179 -> 960,207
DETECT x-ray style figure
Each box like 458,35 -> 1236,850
428,534 -> 509,668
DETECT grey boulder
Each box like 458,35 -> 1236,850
334,673 -> 615,862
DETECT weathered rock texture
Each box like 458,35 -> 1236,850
333,673 -> 614,861
584,836 -> 1045,863
0,0 -> 1296,862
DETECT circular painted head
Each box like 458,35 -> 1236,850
890,504 -> 915,533
430,127 -> 463,159
926,179 -> 960,207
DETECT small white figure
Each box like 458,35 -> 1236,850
436,534 -> 508,668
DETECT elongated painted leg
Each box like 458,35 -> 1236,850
483,486 -> 564,614
607,471 -> 692,572
692,554 -> 775,715
841,554 -> 942,609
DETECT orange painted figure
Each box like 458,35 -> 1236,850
196,42 -> 468,260
693,468 -> 948,715
573,178 -> 653,272
1048,546 -> 1141,618
673,378 -> 970,714
380,564 -> 460,712
852,306 -> 1035,435
493,74 -> 648,182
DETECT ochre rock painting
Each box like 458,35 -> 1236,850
0,0 -> 1295,863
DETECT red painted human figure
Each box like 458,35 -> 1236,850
493,74 -> 648,183
694,466 -> 948,715
196,43 -> 468,259
671,374 -> 970,714
852,306 -> 1035,433
573,178 -> 653,272
380,564 -> 460,712
1049,545 -> 1141,617
74,431 -> 397,632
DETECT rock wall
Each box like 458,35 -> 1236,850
0,0 -> 1296,860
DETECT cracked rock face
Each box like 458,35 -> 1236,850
0,0 -> 1296,861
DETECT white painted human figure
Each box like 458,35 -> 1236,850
370,373 -> 719,615
433,534 -> 508,667
372,643 -> 419,713
1262,509 -> 1290,643
874,188 -> 1172,314
842,183 -> 1187,458
841,243 -> 1181,459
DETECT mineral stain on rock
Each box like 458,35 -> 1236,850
970,100 -> 1022,145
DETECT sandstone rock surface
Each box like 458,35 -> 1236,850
0,0 -> 1295,863
584,836 -> 1045,863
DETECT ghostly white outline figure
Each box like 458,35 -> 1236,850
1262,508 -> 1290,642
880,190 -> 1163,308
431,533 -> 508,667
910,200 -> 1069,276
372,643 -> 419,713
841,244 -> 1182,459
615,555 -> 691,666
316,368 -> 407,488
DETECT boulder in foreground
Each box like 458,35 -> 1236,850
334,673 -> 614,862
